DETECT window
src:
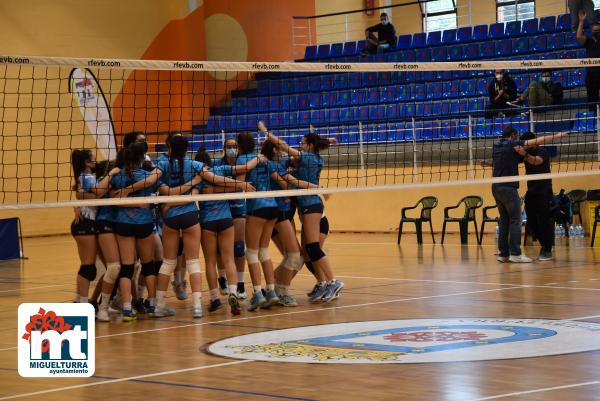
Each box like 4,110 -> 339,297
497,0 -> 535,23
595,0 -> 600,9
423,0 -> 457,32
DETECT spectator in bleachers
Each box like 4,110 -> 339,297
569,0 -> 597,31
361,12 -> 396,56
485,69 -> 517,118
507,70 -> 564,108
576,9 -> 600,111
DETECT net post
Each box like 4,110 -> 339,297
358,121 -> 367,182
597,104 -> 600,163
220,130 -> 226,150
412,117 -> 419,181
468,114 -> 475,179
529,109 -> 535,133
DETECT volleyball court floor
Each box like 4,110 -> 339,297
1,232 -> 599,401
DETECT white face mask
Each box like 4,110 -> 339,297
381,20 -> 389,25
495,74 -> 503,81
225,148 -> 238,159
541,76 -> 551,83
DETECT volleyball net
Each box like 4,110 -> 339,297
0,55 -> 599,210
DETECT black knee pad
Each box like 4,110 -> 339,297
234,241 -> 245,258
305,242 -> 325,262
154,260 -> 163,275
141,261 -> 156,276
305,260 -> 315,274
119,264 -> 135,279
78,264 -> 97,281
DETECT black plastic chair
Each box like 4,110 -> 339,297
478,205 -> 499,245
566,189 -> 586,225
591,205 -> 600,247
441,196 -> 483,244
397,196 -> 438,245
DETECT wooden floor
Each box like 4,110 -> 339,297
1,232 -> 600,401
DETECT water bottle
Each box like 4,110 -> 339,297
577,224 -> 585,238
568,225 -> 575,238
557,225 -> 565,238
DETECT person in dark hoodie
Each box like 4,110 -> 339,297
486,69 -> 517,118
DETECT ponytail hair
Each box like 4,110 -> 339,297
236,132 -> 255,155
261,139 -> 277,161
303,133 -> 329,154
123,142 -> 146,181
194,146 -> 212,167
169,135 -> 189,184
71,149 -> 93,190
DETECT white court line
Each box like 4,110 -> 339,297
570,314 -> 600,321
0,360 -> 252,401
0,284 -> 70,294
467,381 -> 600,401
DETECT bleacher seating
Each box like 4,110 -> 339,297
203,13 -> 593,144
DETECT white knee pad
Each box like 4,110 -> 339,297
246,248 -> 259,264
285,252 -> 304,271
103,262 -> 121,285
186,258 -> 201,274
258,248 -> 271,263
159,258 -> 177,276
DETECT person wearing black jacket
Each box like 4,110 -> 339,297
576,9 -> 600,111
486,70 -> 518,118
508,70 -> 564,108
362,13 -> 396,55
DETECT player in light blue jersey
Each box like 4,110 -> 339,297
261,122 -> 344,303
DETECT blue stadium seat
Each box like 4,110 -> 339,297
224,116 -> 234,131
432,101 -> 449,116
396,34 -> 412,49
432,46 -> 447,61
422,121 -> 440,140
269,112 -> 283,128
364,71 -> 378,87
473,118 -> 491,137
476,79 -> 489,96
322,92 -> 337,108
317,44 -> 330,58
330,42 -> 344,57
480,42 -> 495,58
206,117 -> 217,131
369,105 -> 386,121
514,75 -> 530,92
348,73 -> 362,89
552,70 -> 568,88
365,88 -> 379,104
298,110 -> 311,125
401,49 -> 416,62
457,26 -> 473,43
308,76 -> 321,92
258,97 -> 270,113
473,25 -> 488,41
304,45 -> 317,60
564,31 -> 579,48
459,79 -> 476,97
403,103 -> 416,117
442,29 -> 457,44
334,74 -> 348,89
449,99 -> 468,113
232,98 -> 246,113
468,98 -> 485,113
343,41 -> 357,56
270,80 -> 282,95
396,85 -> 411,102
310,109 -> 329,125
247,97 -> 259,114
295,77 -> 309,92
337,91 -> 351,106
357,105 -> 370,121
412,32 -> 426,47
269,96 -> 283,112
521,18 -> 539,35
573,112 -> 597,131
548,32 -> 565,50
505,21 -> 522,37
386,104 -> 399,119
416,48 -> 432,62
577,48 -> 587,58
329,108 -> 341,123
448,44 -> 464,61
416,102 -> 433,117
557,13 -> 572,31
356,40 -> 367,54
427,31 -> 442,46
288,132 -> 302,147
444,81 -> 461,99
530,35 -> 547,52
560,50 -> 577,59
513,37 -> 529,54
283,111 -> 298,127
464,43 -> 479,59
539,16 -> 557,33
257,80 -> 269,95
379,86 -> 396,103
440,120 -> 457,139
281,79 -> 294,94
568,68 -> 585,88
413,84 -> 426,101
491,117 -> 511,136
283,95 -> 298,111
297,94 -> 310,109
489,22 -> 507,39
321,75 -> 334,90
511,116 -> 528,132
351,89 -> 367,105
309,93 -> 322,108
496,39 -> 513,56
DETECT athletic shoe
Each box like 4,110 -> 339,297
208,299 -> 223,312
192,306 -> 204,318
497,256 -> 509,263
228,294 -> 241,315
279,294 -> 298,307
218,277 -> 229,295
96,309 -> 110,322
509,254 -> 533,263
538,251 -> 553,261
306,283 -> 320,297
321,280 -> 345,303
89,300 -> 99,313
262,290 -> 280,309
145,305 -> 156,317
152,304 -> 176,318
172,280 -> 188,300
237,282 -> 247,299
122,309 -> 137,322
132,298 -> 147,315
110,297 -> 121,312
308,284 -> 328,303
248,291 -> 267,311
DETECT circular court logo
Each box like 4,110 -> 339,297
208,318 -> 600,364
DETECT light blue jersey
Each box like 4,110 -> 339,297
237,153 -> 277,212
77,173 -> 97,220
214,156 -> 246,217
110,169 -> 156,224
198,165 -> 233,223
268,159 -> 292,212
294,151 -> 323,208
156,156 -> 204,218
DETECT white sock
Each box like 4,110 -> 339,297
218,269 -> 226,278
137,284 -> 146,298
75,293 -> 80,302
148,297 -> 156,307
79,297 -> 88,303
100,293 -> 110,309
253,285 -> 262,293
237,271 -> 244,283
157,290 -> 166,308
319,281 -> 327,286
281,285 -> 289,295
266,283 -> 275,291
329,279 -> 337,284
210,288 -> 220,301
228,284 -> 237,295
192,292 -> 201,307
275,284 -> 283,295
123,302 -> 132,311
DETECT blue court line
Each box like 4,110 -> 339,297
93,374 -> 318,401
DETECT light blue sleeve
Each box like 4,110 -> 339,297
81,174 -> 96,191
